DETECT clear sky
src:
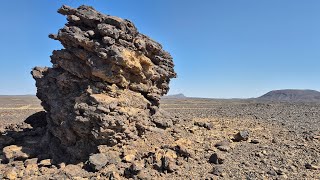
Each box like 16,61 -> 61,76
1,0 -> 320,98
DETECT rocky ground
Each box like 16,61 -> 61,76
0,96 -> 41,131
0,96 -> 319,179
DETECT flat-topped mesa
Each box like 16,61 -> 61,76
32,5 -> 176,162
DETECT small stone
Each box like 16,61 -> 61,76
205,123 -> 214,130
58,162 -> 66,169
255,152 -> 263,157
3,145 -> 34,161
211,165 -> 224,176
39,159 -> 51,167
267,170 -> 277,176
188,127 -> 196,133
39,166 -> 57,175
174,138 -> 194,158
216,145 -> 230,152
262,150 -> 267,155
250,139 -> 260,144
194,121 -> 214,130
288,165 -> 297,172
161,156 -> 178,172
123,154 -> 135,162
275,168 -> 286,175
209,152 -> 225,164
176,145 -> 194,158
233,130 -> 249,142
89,153 -> 110,171
305,163 -> 320,170
123,149 -> 137,162
24,158 -> 38,166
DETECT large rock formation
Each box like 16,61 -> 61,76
32,5 -> 176,162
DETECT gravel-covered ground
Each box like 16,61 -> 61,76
0,96 -> 41,130
161,98 -> 320,179
0,96 -> 319,179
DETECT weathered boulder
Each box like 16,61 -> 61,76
31,5 -> 176,162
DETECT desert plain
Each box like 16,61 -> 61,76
0,95 -> 319,179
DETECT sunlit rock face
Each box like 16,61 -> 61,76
32,5 -> 176,162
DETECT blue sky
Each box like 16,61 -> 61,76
1,0 -> 320,98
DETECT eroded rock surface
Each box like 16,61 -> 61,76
32,5 -> 176,162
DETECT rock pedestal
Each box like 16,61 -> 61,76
32,5 -> 176,162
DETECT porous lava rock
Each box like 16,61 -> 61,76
31,5 -> 176,162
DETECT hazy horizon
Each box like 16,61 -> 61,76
1,0 -> 320,98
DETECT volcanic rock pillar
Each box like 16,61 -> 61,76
32,5 -> 176,162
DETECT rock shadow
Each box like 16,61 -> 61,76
0,111 -> 85,166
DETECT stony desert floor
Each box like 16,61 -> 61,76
0,96 -> 319,179
0,96 -> 42,130
161,98 -> 320,179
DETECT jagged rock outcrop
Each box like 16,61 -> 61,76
32,5 -> 176,162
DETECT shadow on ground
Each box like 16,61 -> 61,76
0,111 -> 49,164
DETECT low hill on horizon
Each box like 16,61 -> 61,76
162,93 -> 187,99
257,89 -> 320,102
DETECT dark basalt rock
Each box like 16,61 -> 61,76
233,130 -> 250,142
31,5 -> 176,162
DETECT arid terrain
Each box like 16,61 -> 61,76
0,96 -> 319,179
0,96 -> 42,130
1,2 -> 319,180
